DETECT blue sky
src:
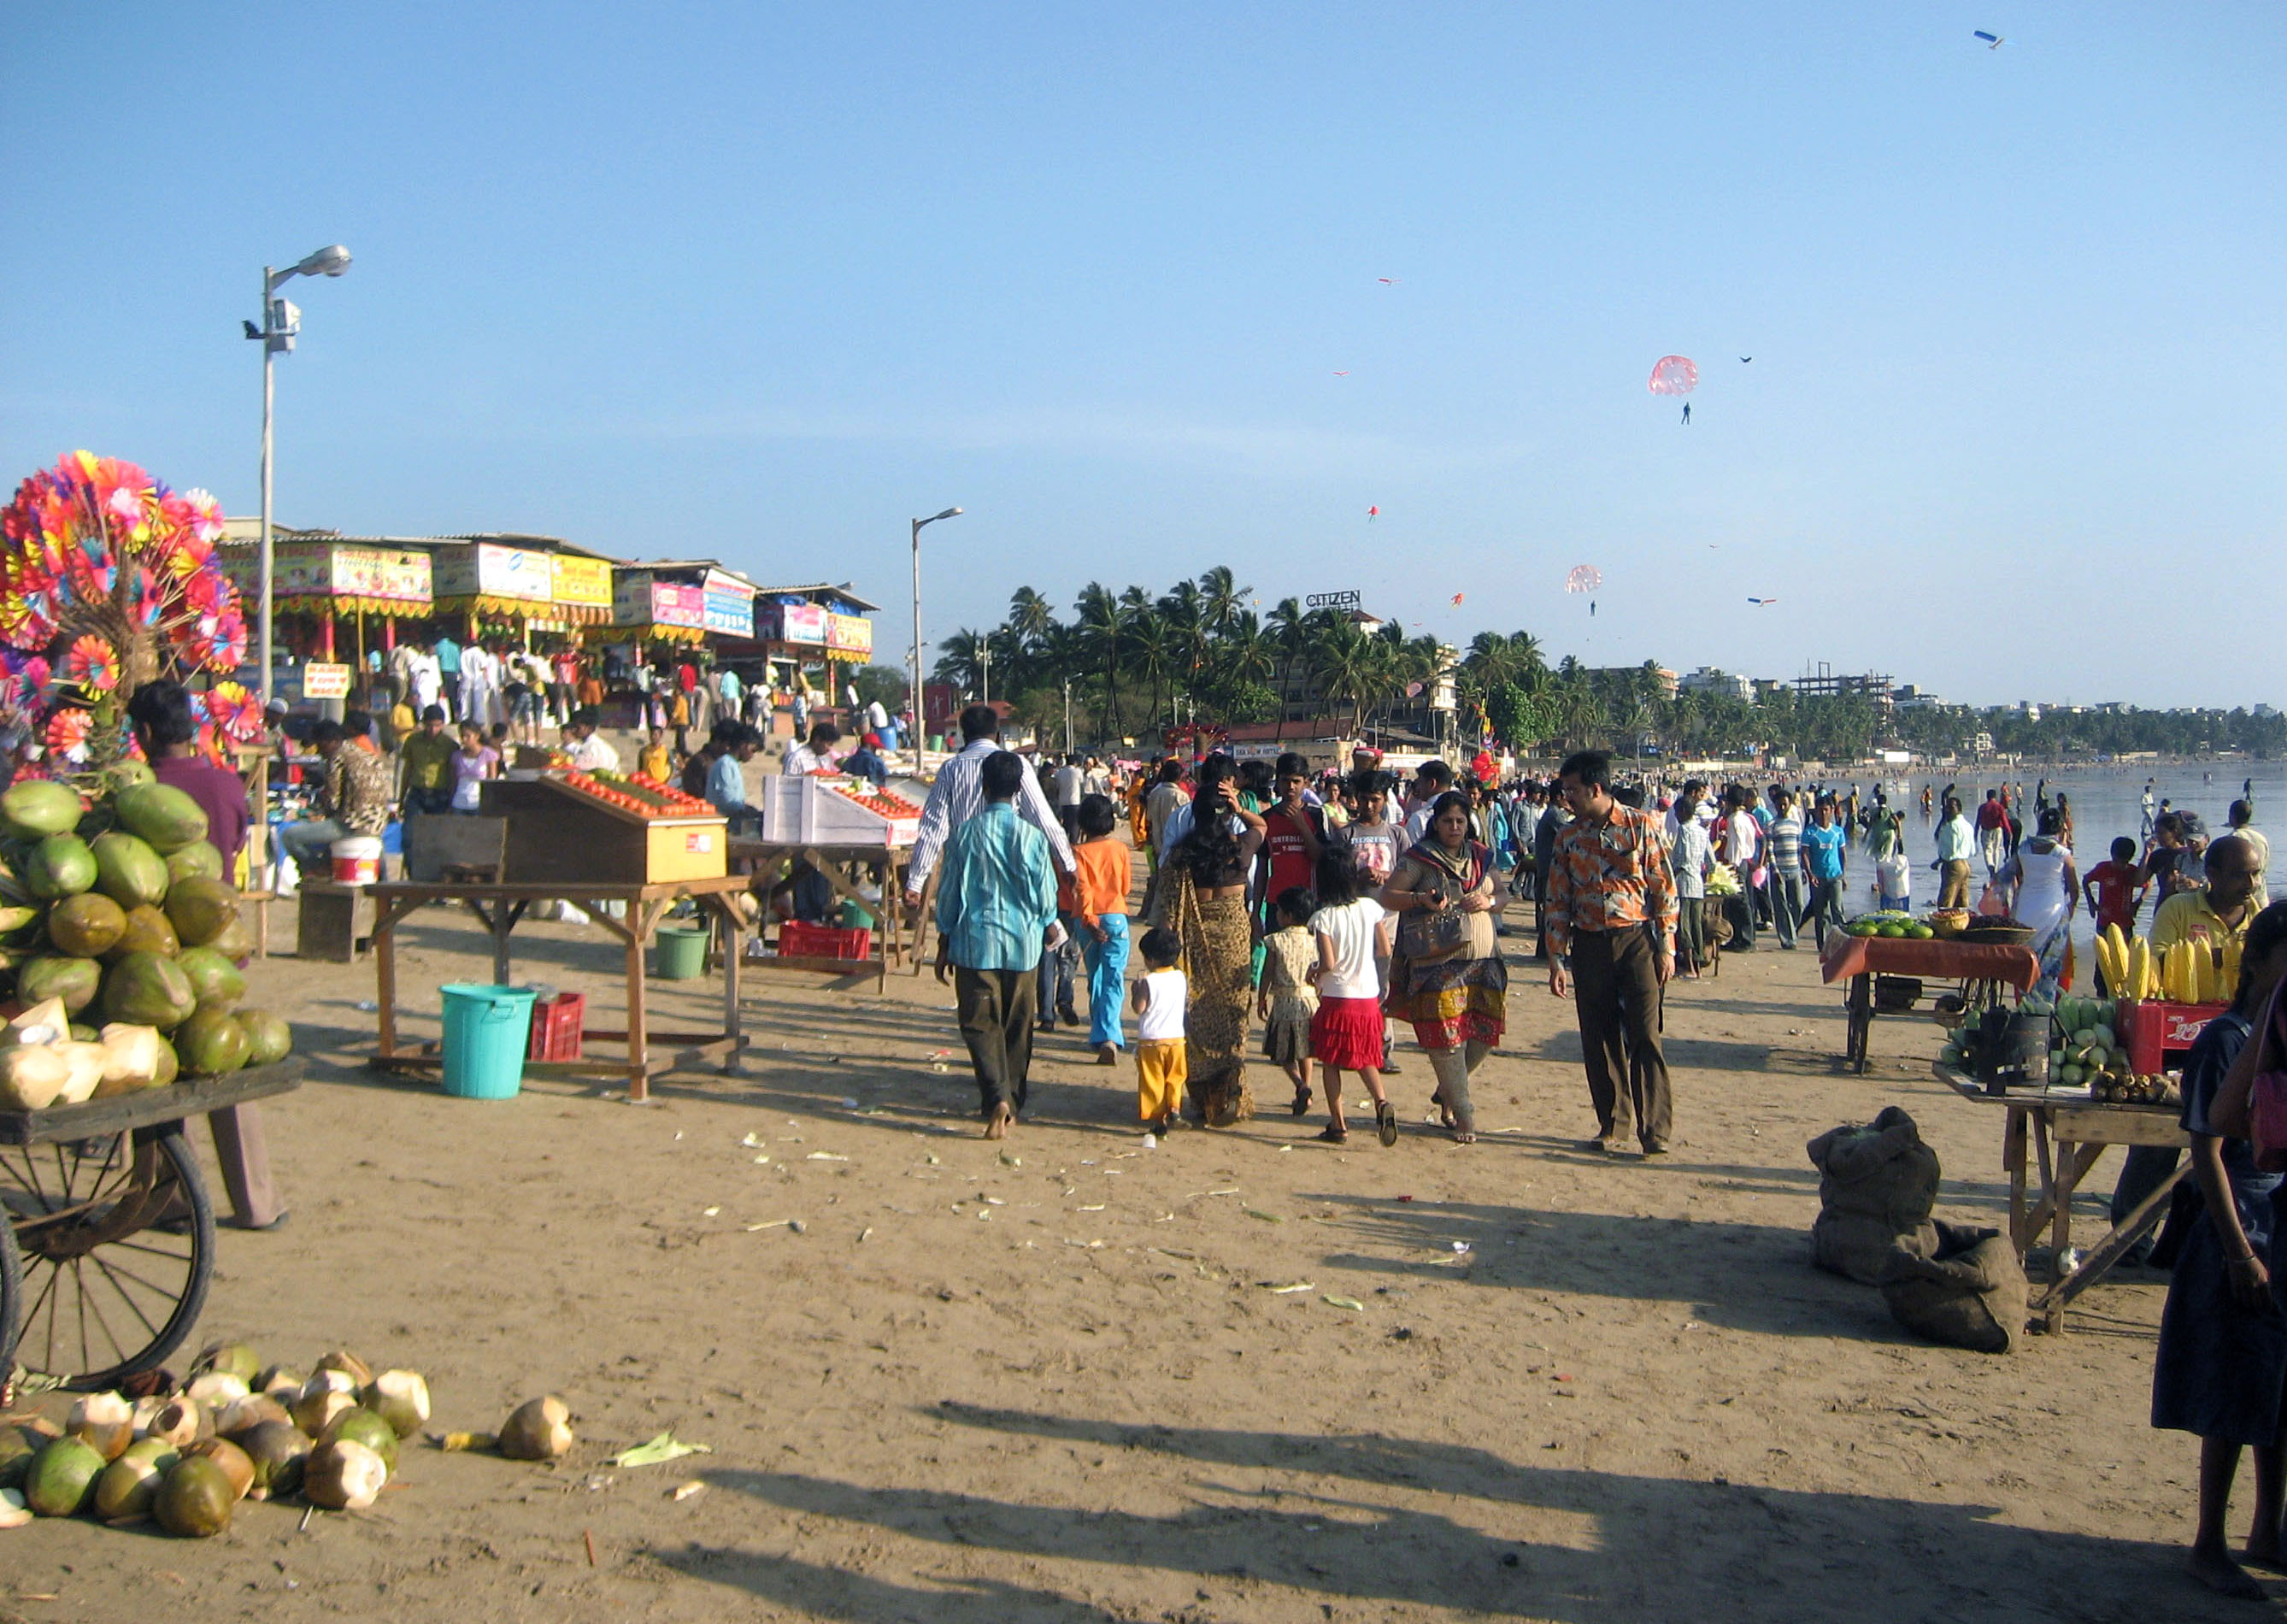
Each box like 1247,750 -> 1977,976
3,3 -> 2279,708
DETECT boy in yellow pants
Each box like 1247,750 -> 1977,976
1130,927 -> 1188,1143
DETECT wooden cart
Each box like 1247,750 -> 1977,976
726,838 -> 911,991
1932,1062 -> 2190,1333
1819,934 -> 2042,1074
1,1061 -> 305,1392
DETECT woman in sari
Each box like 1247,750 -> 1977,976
1996,806 -> 2079,998
1379,791 -> 1506,1143
1155,757 -> 1266,1127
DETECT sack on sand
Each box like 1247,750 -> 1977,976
1878,1221 -> 2027,1354
1805,1105 -> 1941,1284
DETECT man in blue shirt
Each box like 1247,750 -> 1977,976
433,633 -> 462,718
706,725 -> 761,833
935,750 -> 1058,1139
1800,798 -> 1851,949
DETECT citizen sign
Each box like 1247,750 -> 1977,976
1306,591 -> 1361,609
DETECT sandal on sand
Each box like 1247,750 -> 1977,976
1316,1125 -> 1349,1143
1376,1100 -> 1399,1146
1290,1086 -> 1312,1117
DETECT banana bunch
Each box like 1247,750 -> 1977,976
2097,922 -> 2235,1004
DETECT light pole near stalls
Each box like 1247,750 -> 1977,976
910,507 -> 961,756
246,244 -> 352,707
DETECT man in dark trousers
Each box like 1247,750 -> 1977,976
126,680 -> 284,1229
1544,749 -> 1679,1157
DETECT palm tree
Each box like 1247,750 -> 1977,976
1158,580 -> 1210,693
1125,604 -> 1174,727
1196,565 -> 1250,635
1266,596 -> 1310,738
1309,616 -> 1375,735
931,628 -> 990,696
1007,585 -> 1056,650
1073,581 -> 1123,727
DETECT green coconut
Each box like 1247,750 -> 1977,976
18,955 -> 103,1015
0,1424 -> 38,1492
191,1341 -> 262,1384
92,1437 -> 181,1522
104,903 -> 179,961
320,1407 -> 399,1474
176,945 -> 247,1011
46,891 -> 127,958
163,841 -> 225,886
24,833 -> 97,900
302,1439 -> 387,1510
164,876 -> 241,949
153,1453 -> 234,1536
237,1421 -> 311,1501
362,1372 -> 432,1440
236,1009 -> 292,1066
90,831 -> 170,910
176,1006 -> 250,1074
1,779 -> 82,838
149,1033 -> 180,1086
115,782 -> 209,854
105,758 -> 156,792
186,1436 -> 256,1502
23,1435 -> 106,1516
206,913 -> 255,962
66,1392 -> 136,1462
102,951 -> 197,1030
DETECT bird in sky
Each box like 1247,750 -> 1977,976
1974,30 -> 2003,49
1739,356 -> 1752,363
1332,370 -> 1349,376
1377,277 -> 1398,285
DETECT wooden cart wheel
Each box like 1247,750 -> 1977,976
0,1126 -> 214,1392
0,1200 -> 21,1388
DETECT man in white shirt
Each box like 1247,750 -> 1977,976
905,705 -> 1074,904
1052,754 -> 1085,840
1932,795 -> 1977,909
565,713 -> 620,773
1080,756 -> 1109,798
784,722 -> 841,776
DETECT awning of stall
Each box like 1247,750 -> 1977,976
216,537 -> 436,616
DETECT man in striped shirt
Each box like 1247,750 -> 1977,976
1545,749 -> 1680,1157
1764,791 -> 1804,950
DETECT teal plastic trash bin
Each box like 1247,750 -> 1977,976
439,984 -> 539,1099
653,927 -> 708,980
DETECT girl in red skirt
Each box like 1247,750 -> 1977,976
1308,850 -> 1398,1144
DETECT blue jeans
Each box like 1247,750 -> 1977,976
1037,920 -> 1080,1021
1768,869 -> 1803,949
1083,913 -> 1131,1049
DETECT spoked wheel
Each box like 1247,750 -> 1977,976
0,1208 -> 21,1392
0,1126 -> 213,1392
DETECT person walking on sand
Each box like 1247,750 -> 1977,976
933,750 -> 1059,1139
1066,793 -> 1133,1063
1131,927 -> 1189,1142
1258,887 -> 1321,1117
1313,852 -> 1402,1143
1545,749 -> 1679,1157
906,704 -> 1074,907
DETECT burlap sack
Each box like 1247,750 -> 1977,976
1805,1105 -> 1941,1284
1878,1221 -> 2027,1354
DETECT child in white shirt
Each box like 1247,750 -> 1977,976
1130,927 -> 1189,1139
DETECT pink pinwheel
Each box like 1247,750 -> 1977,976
205,680 -> 264,742
65,633 -> 119,692
44,707 -> 91,758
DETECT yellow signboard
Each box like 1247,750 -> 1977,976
551,554 -> 614,607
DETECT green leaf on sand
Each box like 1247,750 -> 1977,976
610,1430 -> 714,1468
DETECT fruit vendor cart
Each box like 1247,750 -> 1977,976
1819,933 -> 2042,1074
724,774 -> 923,993
364,774 -> 751,1104
1,1060 -> 304,1393
1931,1061 -> 2190,1333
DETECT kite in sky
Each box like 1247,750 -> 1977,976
1450,593 -> 1466,605
1974,30 -> 2003,49
1378,277 -> 1399,285
1366,505 -> 1379,521
1649,355 -> 1697,427
1333,370 -> 1349,376
1740,356 -> 1752,363
1748,597 -> 1778,607
1565,564 -> 1602,595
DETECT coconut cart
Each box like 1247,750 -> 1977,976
0,1060 -> 303,1394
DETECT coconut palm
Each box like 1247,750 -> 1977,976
1197,565 -> 1250,635
1073,581 -> 1124,726
1007,585 -> 1057,650
1125,604 -> 1175,725
931,627 -> 991,695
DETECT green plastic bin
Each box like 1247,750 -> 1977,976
439,984 -> 539,1099
654,926 -> 709,980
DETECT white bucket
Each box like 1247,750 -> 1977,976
330,835 -> 383,886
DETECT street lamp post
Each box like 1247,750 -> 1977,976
248,244 -> 352,708
1063,678 -> 1073,756
909,507 -> 962,757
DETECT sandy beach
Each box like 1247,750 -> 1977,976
2,880 -> 2248,1623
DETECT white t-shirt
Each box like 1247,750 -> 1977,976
1054,765 -> 1083,807
1724,810 -> 1761,868
1138,968 -> 1187,1042
1311,897 -> 1388,1001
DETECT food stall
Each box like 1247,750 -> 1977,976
1818,919 -> 2041,1074
729,774 -> 920,991
366,772 -> 749,1103
220,537 -> 434,700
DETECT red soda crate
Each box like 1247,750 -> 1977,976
2118,998 -> 2228,1076
778,921 -> 873,961
527,991 -> 586,1061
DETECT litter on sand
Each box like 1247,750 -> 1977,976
1245,1209 -> 1284,1223
1265,1281 -> 1316,1294
745,1219 -> 806,1233
1323,1295 -> 1367,1311
741,1133 -> 764,1147
701,1206 -> 720,1217
807,1152 -> 848,1162
1078,1203 -> 1107,1212
671,1480 -> 706,1502
610,1430 -> 713,1469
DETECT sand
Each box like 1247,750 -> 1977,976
2,883 -> 2256,1622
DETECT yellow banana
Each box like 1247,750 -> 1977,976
2224,936 -> 2243,1000
2128,936 -> 2152,1001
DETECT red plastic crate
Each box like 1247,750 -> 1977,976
2119,998 -> 2228,1076
778,921 -> 873,961
526,991 -> 586,1061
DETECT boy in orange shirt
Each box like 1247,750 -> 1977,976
1064,794 -> 1134,1063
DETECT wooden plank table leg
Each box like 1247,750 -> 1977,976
373,899 -> 403,1058
708,894 -> 744,1074
2002,1104 -> 2030,1252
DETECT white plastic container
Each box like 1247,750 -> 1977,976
330,835 -> 384,886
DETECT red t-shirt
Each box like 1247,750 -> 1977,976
2087,860 -> 2142,932
1975,800 -> 2007,831
1261,804 -> 1323,901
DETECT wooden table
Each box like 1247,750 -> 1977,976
726,839 -> 910,991
1933,1063 -> 2190,1333
1820,934 -> 2043,1074
365,875 -> 755,1103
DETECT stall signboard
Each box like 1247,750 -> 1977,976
436,541 -> 553,602
302,662 -> 354,699
220,543 -> 432,606
826,613 -> 873,657
550,554 -> 614,609
703,585 -> 755,637
758,602 -> 830,645
614,574 -> 708,629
